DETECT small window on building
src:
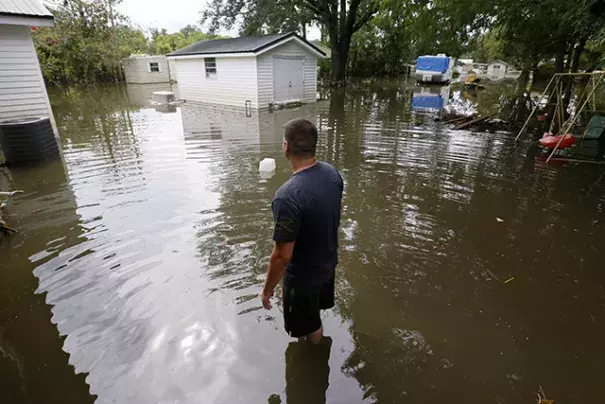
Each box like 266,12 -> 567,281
493,64 -> 501,70
205,58 -> 217,78
149,62 -> 160,72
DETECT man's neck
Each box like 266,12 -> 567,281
290,157 -> 318,174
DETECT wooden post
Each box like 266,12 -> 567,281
515,74 -> 557,141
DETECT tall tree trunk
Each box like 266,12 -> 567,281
562,37 -> 587,112
564,44 -> 573,72
331,46 -> 348,84
546,46 -> 567,133
311,0 -> 377,85
510,68 -> 531,124
554,49 -> 565,73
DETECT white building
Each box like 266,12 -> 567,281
487,60 -> 508,77
0,0 -> 55,131
168,32 -> 326,110
472,63 -> 488,74
455,59 -> 474,74
122,55 -> 174,84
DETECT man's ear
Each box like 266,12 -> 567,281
284,140 -> 289,153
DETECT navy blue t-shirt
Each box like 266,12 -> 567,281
272,161 -> 343,287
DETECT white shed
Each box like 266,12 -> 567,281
0,0 -> 56,131
167,32 -> 326,110
122,55 -> 173,84
487,60 -> 508,77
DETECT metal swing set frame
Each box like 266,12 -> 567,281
515,72 -> 605,163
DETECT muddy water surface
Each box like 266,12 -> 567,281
1,82 -> 604,404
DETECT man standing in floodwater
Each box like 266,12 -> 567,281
261,118 -> 343,344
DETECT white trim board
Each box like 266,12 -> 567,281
168,52 -> 256,60
256,36 -> 325,58
0,15 -> 53,27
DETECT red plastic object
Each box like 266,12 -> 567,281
538,133 -> 575,149
537,114 -> 547,122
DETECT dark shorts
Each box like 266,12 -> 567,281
283,276 -> 335,338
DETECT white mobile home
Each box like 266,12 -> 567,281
168,32 -> 326,110
487,60 -> 508,77
122,55 -> 173,84
0,0 -> 55,130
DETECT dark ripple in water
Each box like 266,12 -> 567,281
1,83 -> 605,404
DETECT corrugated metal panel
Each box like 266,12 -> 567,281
175,56 -> 258,109
256,41 -> 318,108
0,0 -> 53,17
0,25 -> 54,127
122,56 -> 170,84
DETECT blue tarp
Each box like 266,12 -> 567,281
416,56 -> 450,73
412,95 -> 445,110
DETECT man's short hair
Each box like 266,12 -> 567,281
283,118 -> 318,157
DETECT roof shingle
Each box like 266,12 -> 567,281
168,32 -> 324,57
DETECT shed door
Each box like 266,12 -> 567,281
273,57 -> 304,103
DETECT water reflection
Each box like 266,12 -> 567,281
412,86 -> 450,114
0,161 -> 94,403
125,83 -> 174,108
1,83 -> 604,404
284,337 -> 332,404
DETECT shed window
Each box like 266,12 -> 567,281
492,64 -> 501,70
149,62 -> 160,72
205,58 -> 217,78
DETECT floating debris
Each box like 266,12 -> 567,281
504,277 -> 515,284
537,385 -> 554,404
440,113 -> 509,131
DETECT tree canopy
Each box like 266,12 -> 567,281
33,1 -> 219,85
32,0 -> 605,86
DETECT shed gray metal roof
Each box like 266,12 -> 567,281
168,32 -> 325,57
0,0 -> 53,19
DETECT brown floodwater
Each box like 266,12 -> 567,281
1,81 -> 604,404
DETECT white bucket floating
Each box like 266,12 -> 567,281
259,158 -> 276,172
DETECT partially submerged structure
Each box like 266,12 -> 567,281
487,60 -> 508,78
516,72 -> 605,163
122,55 -> 174,84
167,32 -> 326,109
414,55 -> 454,84
0,0 -> 56,131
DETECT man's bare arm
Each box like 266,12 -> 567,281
261,241 -> 294,309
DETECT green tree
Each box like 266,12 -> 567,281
201,0 -> 381,84
349,0 -> 410,77
149,25 -> 219,54
201,0 -> 312,37
33,0 -> 148,85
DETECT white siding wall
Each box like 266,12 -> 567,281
168,58 -> 177,82
257,41 -> 318,108
173,56 -> 258,109
122,56 -> 170,84
0,24 -> 55,129
487,63 -> 507,77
